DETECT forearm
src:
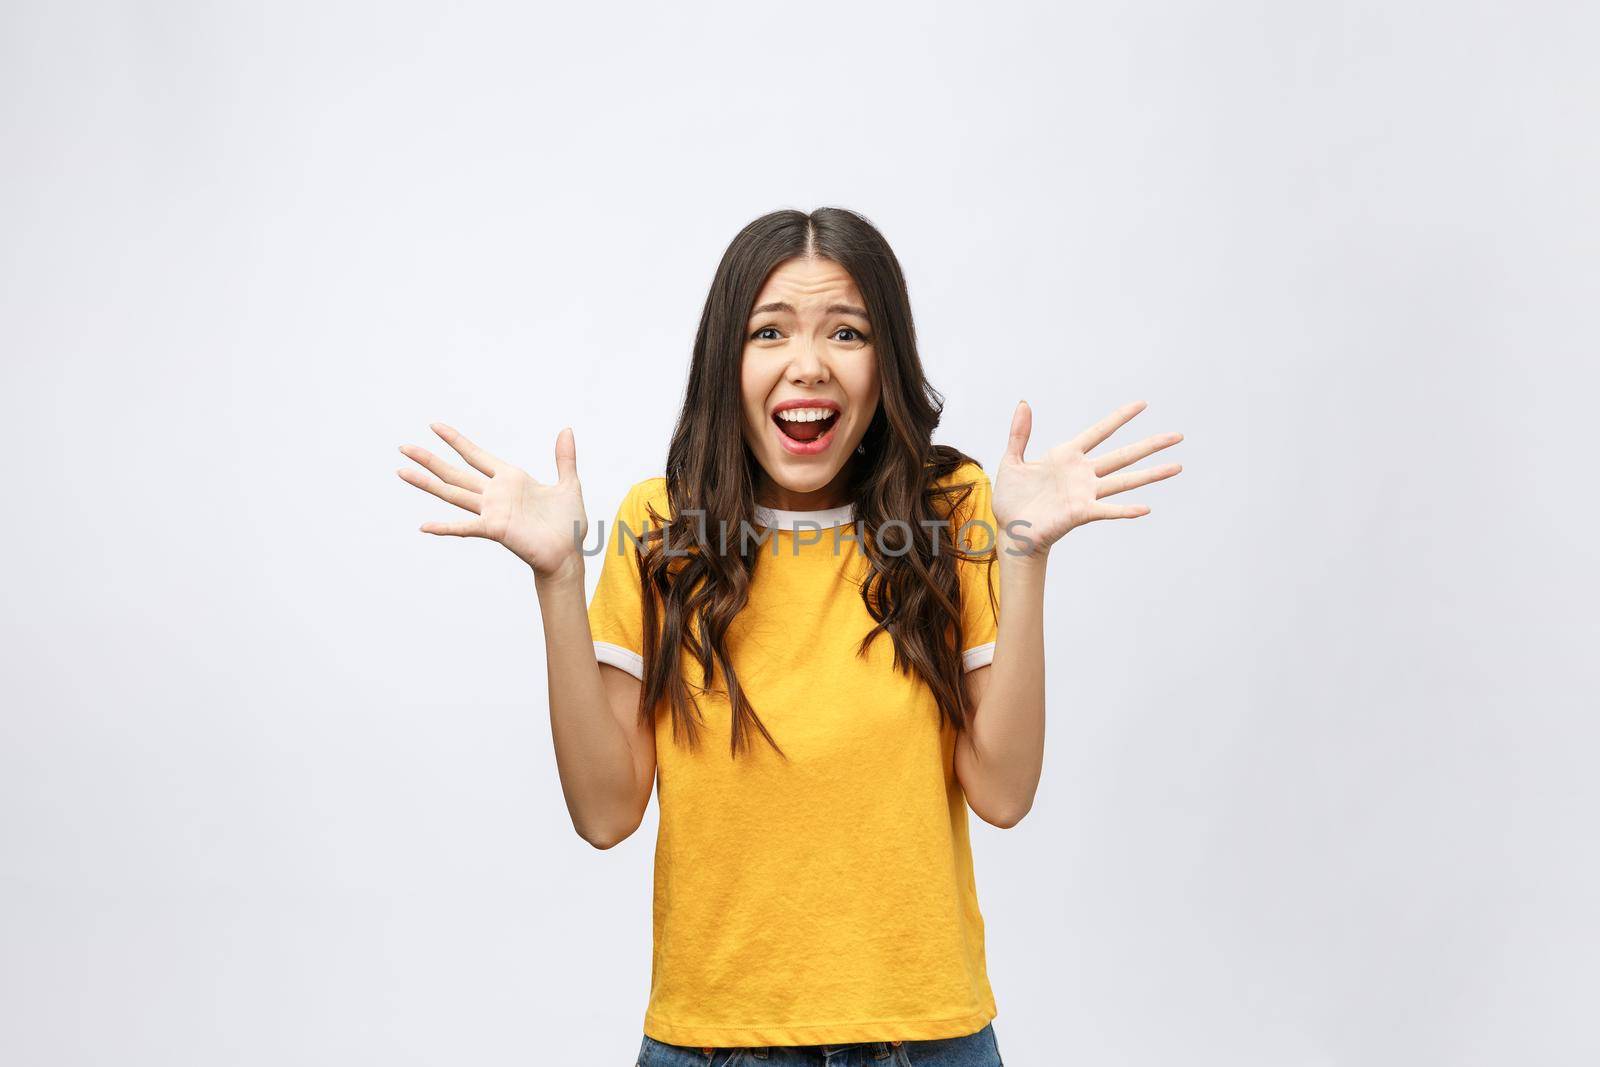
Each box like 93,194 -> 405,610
956,549 -> 1049,826
534,558 -> 646,843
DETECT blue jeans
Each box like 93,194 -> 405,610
635,1021 -> 1004,1066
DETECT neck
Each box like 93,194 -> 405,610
753,463 -> 855,512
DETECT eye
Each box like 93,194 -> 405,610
751,326 -> 782,341
833,327 -> 870,343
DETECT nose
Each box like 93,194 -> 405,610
785,339 -> 831,386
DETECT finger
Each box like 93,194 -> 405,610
398,444 -> 486,492
397,467 -> 482,514
1089,502 -> 1151,521
554,426 -> 578,485
420,519 -> 488,538
1096,463 -> 1182,498
1092,432 -> 1184,477
1071,400 -> 1147,454
430,422 -> 502,479
1004,401 -> 1032,463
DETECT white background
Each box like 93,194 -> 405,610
3,2 -> 1596,1064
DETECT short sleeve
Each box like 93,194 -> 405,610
951,464 -> 1001,672
587,480 -> 655,681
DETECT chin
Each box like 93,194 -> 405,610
765,460 -> 838,494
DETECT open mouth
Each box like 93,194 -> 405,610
773,405 -> 840,444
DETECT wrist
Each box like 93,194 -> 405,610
533,553 -> 585,592
998,540 -> 1051,574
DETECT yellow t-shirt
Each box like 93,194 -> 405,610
586,461 -> 1002,1048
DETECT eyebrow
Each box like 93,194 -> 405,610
749,301 -> 871,320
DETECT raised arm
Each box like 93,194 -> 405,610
956,400 -> 1184,828
397,423 -> 655,848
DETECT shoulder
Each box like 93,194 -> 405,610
615,475 -> 667,510
624,475 -> 668,503
928,458 -> 993,523
933,459 -> 990,491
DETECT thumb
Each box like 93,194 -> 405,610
1004,400 -> 1031,463
554,426 -> 578,484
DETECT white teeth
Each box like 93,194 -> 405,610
775,407 -> 835,422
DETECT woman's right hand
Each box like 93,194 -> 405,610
397,422 -> 588,581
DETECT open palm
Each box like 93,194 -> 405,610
991,400 -> 1183,556
397,422 -> 588,578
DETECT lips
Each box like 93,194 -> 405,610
770,399 -> 842,456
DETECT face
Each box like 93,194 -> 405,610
740,256 -> 881,510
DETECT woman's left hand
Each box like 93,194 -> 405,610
990,399 -> 1184,559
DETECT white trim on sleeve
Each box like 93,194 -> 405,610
594,641 -> 645,681
961,642 -> 996,672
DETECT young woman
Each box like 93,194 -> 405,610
397,208 -> 1183,1066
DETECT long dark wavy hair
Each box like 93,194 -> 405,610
635,207 -> 997,758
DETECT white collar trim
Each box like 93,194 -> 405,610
752,502 -> 857,531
